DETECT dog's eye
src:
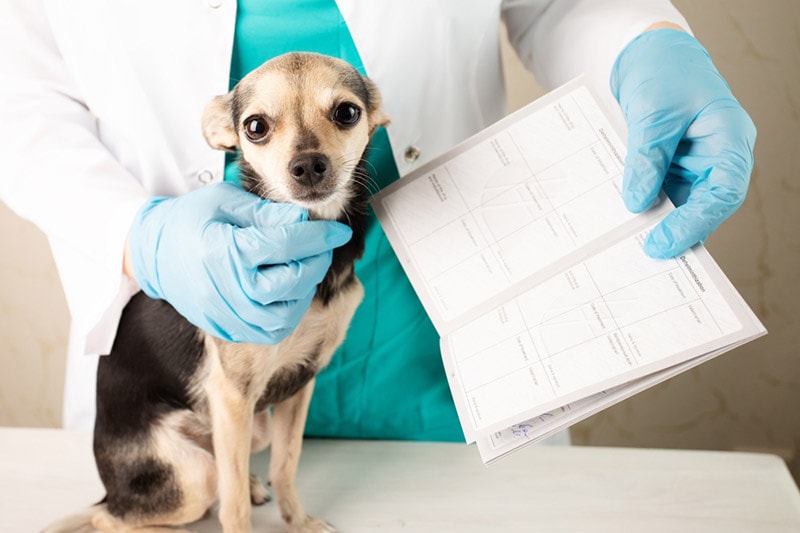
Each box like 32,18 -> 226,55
243,116 -> 270,142
332,102 -> 361,127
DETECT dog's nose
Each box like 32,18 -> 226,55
288,152 -> 330,186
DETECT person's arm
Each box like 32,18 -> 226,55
0,0 -> 151,353
501,0 -> 689,107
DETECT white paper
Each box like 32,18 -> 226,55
372,78 -> 765,463
441,232 -> 760,443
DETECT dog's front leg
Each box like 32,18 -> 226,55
207,350 -> 255,533
270,378 -> 335,533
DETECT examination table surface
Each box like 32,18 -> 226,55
2,427 -> 799,532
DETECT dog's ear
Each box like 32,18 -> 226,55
202,93 -> 239,152
363,77 -> 390,136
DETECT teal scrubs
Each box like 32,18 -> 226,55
227,0 -> 462,441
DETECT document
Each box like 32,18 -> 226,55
371,79 -> 766,464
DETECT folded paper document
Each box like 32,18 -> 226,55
371,79 -> 765,464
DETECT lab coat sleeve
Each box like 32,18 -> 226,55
0,0 -> 147,354
501,0 -> 690,115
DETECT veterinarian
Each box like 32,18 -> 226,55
0,1 -> 754,442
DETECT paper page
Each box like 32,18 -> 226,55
476,298 -> 765,464
441,230 -> 764,443
476,339 -> 757,464
373,80 -> 671,334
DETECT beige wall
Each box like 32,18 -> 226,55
0,200 -> 68,426
1,1 -> 797,477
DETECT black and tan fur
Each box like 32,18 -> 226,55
45,52 -> 388,533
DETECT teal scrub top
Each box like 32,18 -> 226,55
226,0 -> 462,441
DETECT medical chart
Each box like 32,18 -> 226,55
371,79 -> 765,464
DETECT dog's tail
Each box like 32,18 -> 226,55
41,503 -> 104,533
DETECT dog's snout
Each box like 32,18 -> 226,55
289,153 -> 330,186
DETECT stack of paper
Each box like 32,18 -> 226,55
371,79 -> 766,464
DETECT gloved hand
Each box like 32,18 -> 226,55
611,29 -> 756,258
128,182 -> 352,344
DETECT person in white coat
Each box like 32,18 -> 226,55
0,0 -> 754,441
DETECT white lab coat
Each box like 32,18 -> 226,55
0,0 -> 687,429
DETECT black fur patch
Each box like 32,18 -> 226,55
96,294 -> 204,439
255,360 -> 318,412
95,293 -> 203,518
99,454 -> 183,520
316,159 -> 369,305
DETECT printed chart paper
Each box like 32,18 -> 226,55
371,79 -> 766,464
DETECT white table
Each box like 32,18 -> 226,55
2,427 -> 799,532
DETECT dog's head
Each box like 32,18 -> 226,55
202,53 -> 389,220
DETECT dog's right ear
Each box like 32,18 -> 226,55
202,93 -> 239,152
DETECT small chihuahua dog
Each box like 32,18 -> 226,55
46,52 -> 388,533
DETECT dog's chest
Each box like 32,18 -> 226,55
213,277 -> 364,410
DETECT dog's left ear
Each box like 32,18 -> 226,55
363,77 -> 390,136
202,93 -> 239,152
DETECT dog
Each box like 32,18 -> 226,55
45,52 -> 388,533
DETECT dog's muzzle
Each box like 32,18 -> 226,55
289,152 -> 331,187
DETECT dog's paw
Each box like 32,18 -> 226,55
287,517 -> 337,533
249,473 -> 271,505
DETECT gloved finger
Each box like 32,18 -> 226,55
264,292 -> 318,333
225,200 -> 307,229
643,202 -> 712,259
243,251 -> 333,304
211,183 -> 309,228
226,291 -> 316,345
622,114 -> 686,213
249,199 -> 309,227
643,161 -> 746,259
233,220 -> 352,266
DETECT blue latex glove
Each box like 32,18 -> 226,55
611,29 -> 756,258
128,182 -> 352,344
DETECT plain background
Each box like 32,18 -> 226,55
1,0 -> 798,483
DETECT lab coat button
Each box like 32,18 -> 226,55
208,0 -> 223,8
404,146 -> 420,163
196,170 -> 214,184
